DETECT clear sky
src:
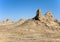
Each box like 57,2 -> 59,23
0,0 -> 60,22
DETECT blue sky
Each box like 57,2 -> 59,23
0,0 -> 60,21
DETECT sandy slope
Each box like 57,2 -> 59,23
0,19 -> 60,42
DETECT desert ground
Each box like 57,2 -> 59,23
0,9 -> 60,42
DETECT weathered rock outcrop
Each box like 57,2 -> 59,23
33,9 -> 41,21
0,19 -> 13,25
32,9 -> 54,22
32,10 -> 55,28
45,11 -> 54,21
